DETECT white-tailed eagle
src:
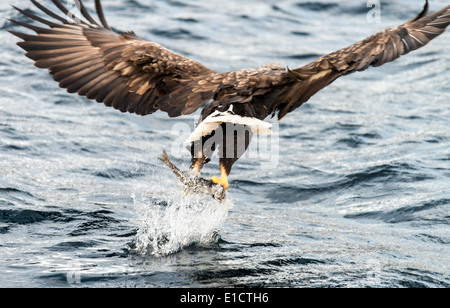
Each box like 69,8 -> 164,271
9,0 -> 450,191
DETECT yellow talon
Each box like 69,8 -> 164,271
211,176 -> 229,191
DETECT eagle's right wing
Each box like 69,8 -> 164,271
275,1 -> 450,119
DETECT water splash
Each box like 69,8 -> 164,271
131,173 -> 232,257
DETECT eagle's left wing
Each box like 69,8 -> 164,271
8,0 -> 223,117
274,1 -> 450,119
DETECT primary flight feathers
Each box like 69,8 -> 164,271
8,0 -> 450,121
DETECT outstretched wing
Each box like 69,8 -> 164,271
8,0 -> 222,117
275,1 -> 450,119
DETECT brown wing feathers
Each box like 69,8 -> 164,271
9,0 -> 220,117
275,1 -> 450,119
9,1 -> 450,121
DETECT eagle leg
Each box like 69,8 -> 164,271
189,135 -> 215,174
211,163 -> 230,191
190,157 -> 206,175
210,122 -> 254,191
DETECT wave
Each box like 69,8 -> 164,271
0,209 -> 62,225
261,162 -> 435,203
296,2 -> 339,12
344,198 -> 450,224
93,168 -> 146,179
150,28 -> 207,41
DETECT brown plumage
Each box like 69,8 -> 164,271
9,0 -> 450,192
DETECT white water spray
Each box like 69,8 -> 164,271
131,169 -> 232,257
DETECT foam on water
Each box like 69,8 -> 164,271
130,170 -> 233,256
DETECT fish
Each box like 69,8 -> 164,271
158,151 -> 227,202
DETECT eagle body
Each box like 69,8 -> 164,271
9,0 -> 450,191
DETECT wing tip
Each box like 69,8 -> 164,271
12,0 -> 113,30
409,0 -> 430,23
95,0 -> 112,30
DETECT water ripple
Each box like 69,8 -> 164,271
345,198 -> 450,224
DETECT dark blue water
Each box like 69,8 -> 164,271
1,0 -> 449,287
